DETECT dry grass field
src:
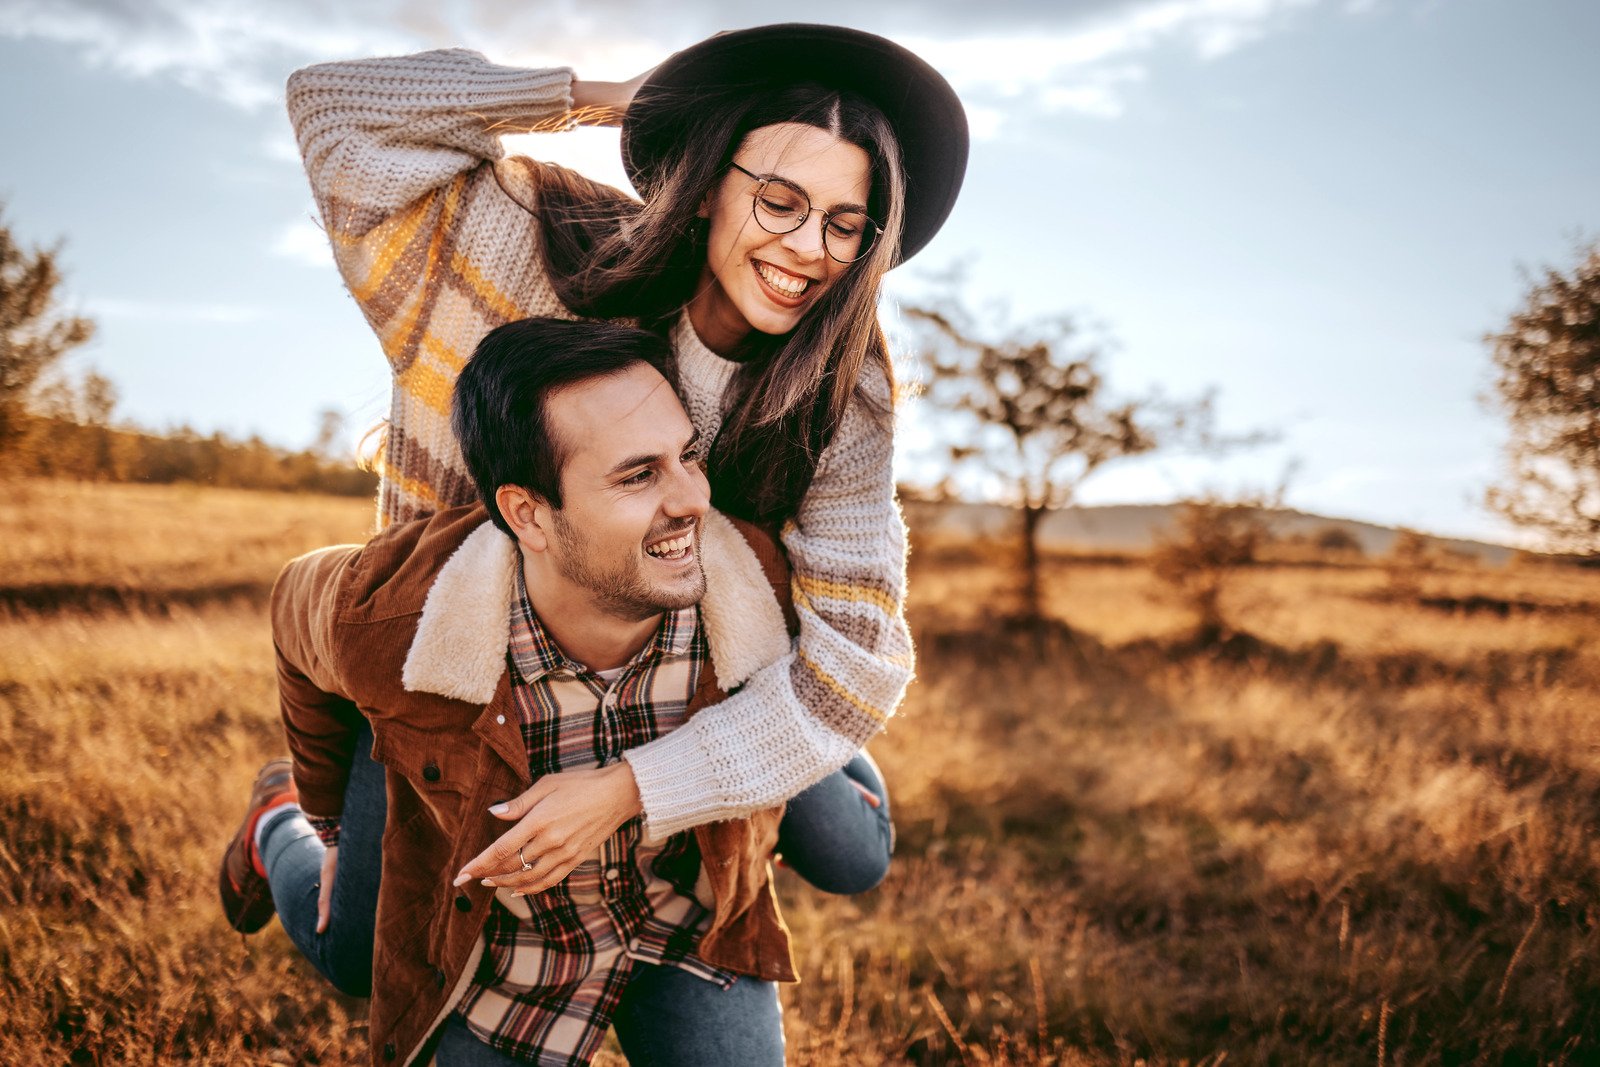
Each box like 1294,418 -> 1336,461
3,480 -> 1597,1065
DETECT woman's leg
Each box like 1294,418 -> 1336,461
611,962 -> 784,1067
258,721 -> 385,996
775,749 -> 894,895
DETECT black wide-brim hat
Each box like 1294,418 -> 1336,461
622,23 -> 969,265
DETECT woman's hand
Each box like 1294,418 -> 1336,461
570,66 -> 657,127
452,762 -> 644,895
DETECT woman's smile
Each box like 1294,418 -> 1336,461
752,259 -> 816,304
689,122 -> 871,355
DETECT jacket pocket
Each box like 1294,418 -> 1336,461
369,717 -> 478,838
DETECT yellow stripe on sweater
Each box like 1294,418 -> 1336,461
792,585 -> 914,671
424,332 -> 470,373
796,650 -> 890,727
395,333 -> 470,416
382,468 -> 444,511
396,354 -> 458,416
451,247 -> 524,322
793,574 -> 899,617
341,189 -> 442,304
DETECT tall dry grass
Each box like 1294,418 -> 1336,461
2,484 -> 1597,1063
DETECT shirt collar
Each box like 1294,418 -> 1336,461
508,559 -> 699,682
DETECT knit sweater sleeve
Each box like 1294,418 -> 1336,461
284,50 -> 577,525
286,49 -> 573,240
624,371 -> 914,841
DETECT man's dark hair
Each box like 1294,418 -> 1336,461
453,317 -> 675,536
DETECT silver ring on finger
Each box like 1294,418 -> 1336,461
518,845 -> 534,872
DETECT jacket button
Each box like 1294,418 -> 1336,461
455,893 -> 472,912
422,762 -> 441,782
382,1042 -> 397,1061
433,966 -> 447,989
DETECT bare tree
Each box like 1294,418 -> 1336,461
1150,495 -> 1273,643
0,205 -> 96,454
1485,242 -> 1600,554
907,301 -> 1221,620
1382,527 -> 1434,599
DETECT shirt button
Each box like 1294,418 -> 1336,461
495,714 -> 506,725
604,868 -> 620,881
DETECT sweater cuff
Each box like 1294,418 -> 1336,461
623,722 -> 723,844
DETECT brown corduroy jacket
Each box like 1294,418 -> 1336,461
271,503 -> 799,1067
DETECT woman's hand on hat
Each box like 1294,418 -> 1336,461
570,66 -> 657,127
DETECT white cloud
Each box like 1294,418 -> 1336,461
901,0 -> 1321,131
5,0 -> 1329,132
85,297 -> 265,323
270,218 -> 335,269
2,0 -> 416,110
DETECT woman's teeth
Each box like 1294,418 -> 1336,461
756,262 -> 811,297
646,532 -> 694,559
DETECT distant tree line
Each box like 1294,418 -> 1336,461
0,202 -> 375,498
11,409 -> 378,497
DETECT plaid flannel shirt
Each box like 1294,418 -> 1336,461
452,567 -> 735,1065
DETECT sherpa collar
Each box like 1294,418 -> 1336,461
401,510 -> 791,704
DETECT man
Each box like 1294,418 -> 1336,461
220,319 -> 807,1066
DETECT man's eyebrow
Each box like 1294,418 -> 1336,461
605,430 -> 701,479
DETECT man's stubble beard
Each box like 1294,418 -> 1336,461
548,510 -> 707,622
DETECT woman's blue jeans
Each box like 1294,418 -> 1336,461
260,722 -> 892,1049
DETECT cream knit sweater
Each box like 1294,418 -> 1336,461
287,49 -> 914,839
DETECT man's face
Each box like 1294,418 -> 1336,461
541,364 -> 710,621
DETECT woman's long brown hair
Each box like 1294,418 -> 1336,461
529,81 -> 907,524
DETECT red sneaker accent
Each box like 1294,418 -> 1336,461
218,758 -> 297,934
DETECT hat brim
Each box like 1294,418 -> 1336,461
622,23 -> 969,265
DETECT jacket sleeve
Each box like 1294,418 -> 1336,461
624,376 -> 914,840
271,545 -> 366,820
285,49 -> 573,242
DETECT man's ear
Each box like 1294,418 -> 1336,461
495,485 -> 552,553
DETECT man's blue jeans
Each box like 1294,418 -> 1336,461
431,964 -> 785,1066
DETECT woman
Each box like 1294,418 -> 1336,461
228,22 -> 967,1066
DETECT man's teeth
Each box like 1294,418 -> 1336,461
756,262 -> 810,297
646,532 -> 694,558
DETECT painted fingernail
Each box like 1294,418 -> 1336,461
452,872 -> 471,887
489,802 -> 510,816
480,878 -> 496,887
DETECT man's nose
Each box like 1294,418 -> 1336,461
664,461 -> 711,519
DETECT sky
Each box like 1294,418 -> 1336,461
2,0 -> 1596,543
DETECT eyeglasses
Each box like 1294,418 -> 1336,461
728,162 -> 880,265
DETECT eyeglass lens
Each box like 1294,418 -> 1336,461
750,178 -> 876,264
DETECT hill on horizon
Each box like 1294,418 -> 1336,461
901,499 -> 1519,565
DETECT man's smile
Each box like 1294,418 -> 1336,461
644,526 -> 696,562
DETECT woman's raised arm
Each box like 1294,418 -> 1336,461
287,50 -> 578,239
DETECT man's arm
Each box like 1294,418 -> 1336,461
271,545 -> 365,823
